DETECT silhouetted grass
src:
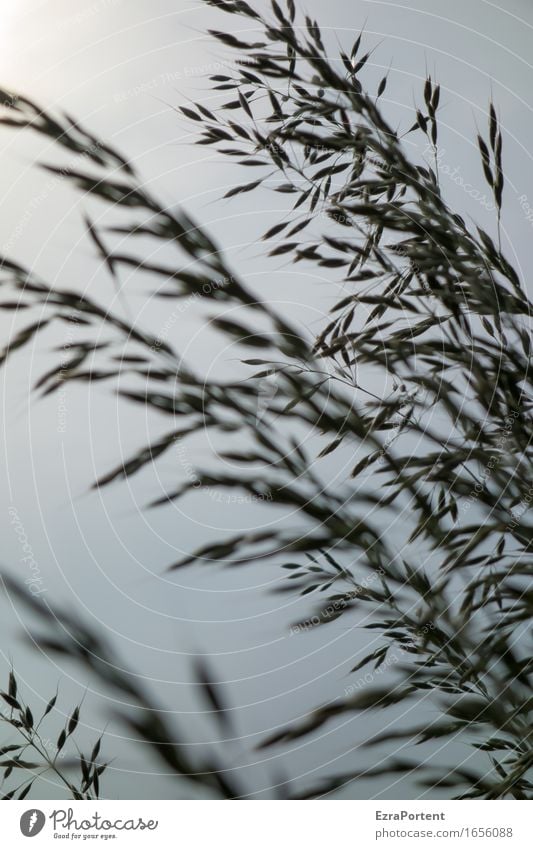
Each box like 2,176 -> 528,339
0,0 -> 532,799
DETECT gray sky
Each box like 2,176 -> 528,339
0,0 -> 532,799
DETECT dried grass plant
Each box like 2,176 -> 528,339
1,0 -> 532,799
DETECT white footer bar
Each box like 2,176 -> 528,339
1,799 -> 531,848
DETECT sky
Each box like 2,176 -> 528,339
0,0 -> 532,799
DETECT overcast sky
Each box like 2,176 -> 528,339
0,0 -> 532,799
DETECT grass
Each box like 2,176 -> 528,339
0,0 -> 532,799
